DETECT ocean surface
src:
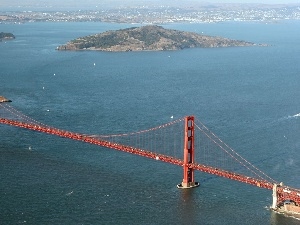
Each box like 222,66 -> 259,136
1,21 -> 300,224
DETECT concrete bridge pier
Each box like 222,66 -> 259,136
271,183 -> 278,210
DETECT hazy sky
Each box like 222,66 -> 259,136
1,0 -> 299,11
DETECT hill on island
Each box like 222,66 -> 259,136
57,25 -> 258,52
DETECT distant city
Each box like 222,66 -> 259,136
1,4 -> 300,24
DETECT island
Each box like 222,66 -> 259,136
57,25 -> 258,52
0,32 -> 15,41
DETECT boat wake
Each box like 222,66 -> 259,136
288,113 -> 300,119
66,191 -> 73,196
285,113 -> 300,120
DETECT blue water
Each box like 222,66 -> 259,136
1,21 -> 300,224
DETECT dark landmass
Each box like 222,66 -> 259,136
0,32 -> 15,41
0,96 -> 12,103
57,25 -> 259,52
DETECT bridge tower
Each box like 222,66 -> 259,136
177,116 -> 200,189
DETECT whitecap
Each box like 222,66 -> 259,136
66,191 -> 73,196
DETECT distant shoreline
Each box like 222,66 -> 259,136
0,3 -> 299,24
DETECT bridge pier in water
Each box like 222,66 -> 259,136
177,116 -> 200,189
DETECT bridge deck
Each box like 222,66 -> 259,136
1,117 -> 300,206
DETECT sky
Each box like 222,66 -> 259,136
1,0 -> 299,11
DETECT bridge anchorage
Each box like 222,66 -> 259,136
1,98 -> 300,217
272,183 -> 300,217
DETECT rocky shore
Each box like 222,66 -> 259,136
0,96 -> 12,103
57,25 -> 259,52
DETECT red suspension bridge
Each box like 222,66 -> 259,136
1,100 -> 300,214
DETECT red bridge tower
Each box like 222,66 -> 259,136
177,116 -> 200,189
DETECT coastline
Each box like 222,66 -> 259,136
0,96 -> 11,103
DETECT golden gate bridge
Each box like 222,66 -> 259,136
1,100 -> 300,215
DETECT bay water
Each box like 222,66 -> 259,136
1,21 -> 300,224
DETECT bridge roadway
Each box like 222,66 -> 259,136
1,117 -> 300,205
